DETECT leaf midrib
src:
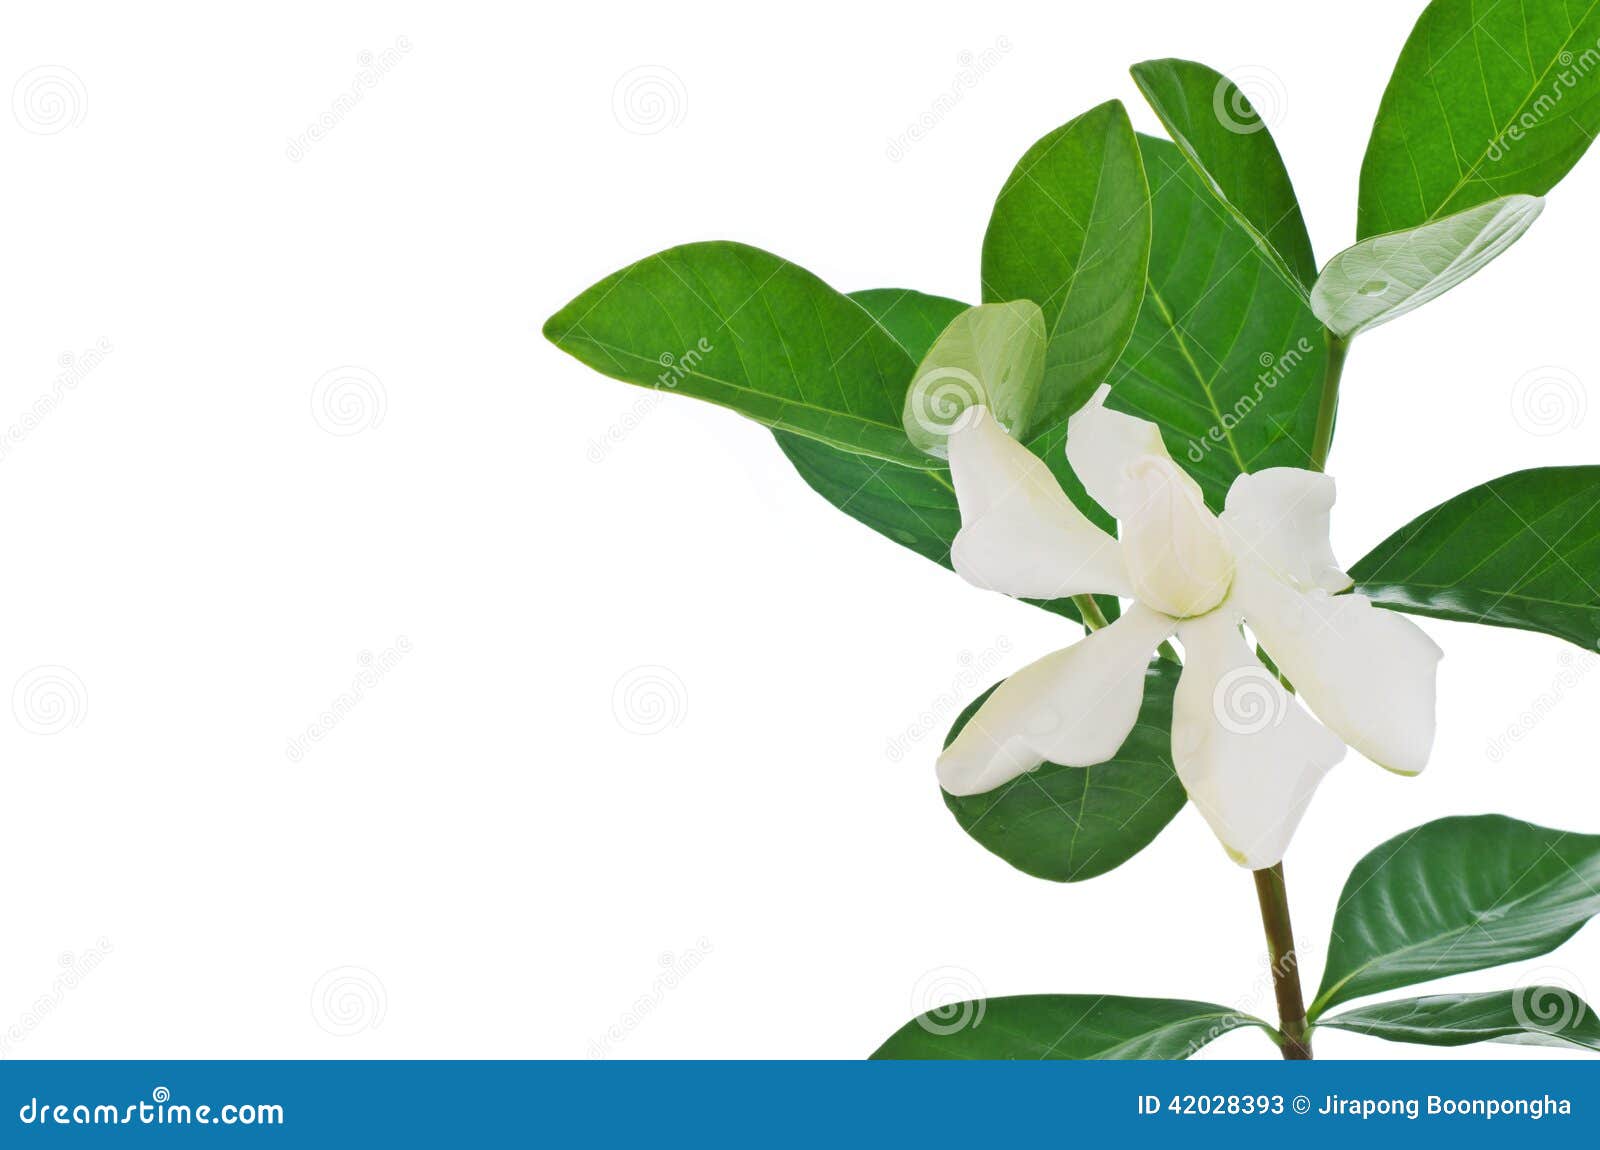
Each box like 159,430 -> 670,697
1143,282 -> 1250,474
1092,1010 -> 1260,1059
1417,0 -> 1600,224
1357,579 -> 1600,612
556,332 -> 906,431
1312,861 -> 1594,1016
920,1006 -> 1254,1060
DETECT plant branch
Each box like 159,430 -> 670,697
1308,330 -> 1349,472
1253,862 -> 1312,1060
1071,594 -> 1112,631
1070,594 -> 1181,662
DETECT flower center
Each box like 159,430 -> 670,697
1119,456 -> 1235,619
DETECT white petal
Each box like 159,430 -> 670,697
938,604 -> 1175,796
1119,455 -> 1234,618
1172,608 -> 1346,870
948,406 -> 1131,599
1234,563 -> 1443,776
1065,385 -> 1171,520
1222,468 -> 1351,593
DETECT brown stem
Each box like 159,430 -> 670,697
1253,862 -> 1313,1059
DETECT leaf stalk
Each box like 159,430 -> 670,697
1309,330 -> 1349,471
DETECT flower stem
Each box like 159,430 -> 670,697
1252,862 -> 1312,1060
1072,594 -> 1111,631
1308,330 -> 1349,472
1070,594 -> 1181,663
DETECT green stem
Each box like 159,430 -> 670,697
1071,594 -> 1111,631
1253,863 -> 1312,1060
1071,594 -> 1181,663
1309,330 -> 1349,472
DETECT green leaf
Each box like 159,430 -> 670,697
1130,58 -> 1317,292
1310,815 -> 1600,1017
844,288 -> 969,361
544,241 -> 930,467
1320,990 -> 1600,1053
982,100 -> 1151,427
1358,0 -> 1600,239
1350,466 -> 1600,650
767,286 -> 969,593
942,661 -> 1186,882
771,430 -> 1112,626
1104,135 -> 1329,511
1312,195 -> 1544,338
773,431 -> 961,567
773,287 -> 1116,626
872,994 -> 1265,1059
902,301 -> 1046,457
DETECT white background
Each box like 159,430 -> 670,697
4,0 -> 1599,1060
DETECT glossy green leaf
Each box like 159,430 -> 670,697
544,241 -> 929,467
1104,135 -> 1329,510
1359,0 -> 1600,238
1350,467 -> 1600,650
1312,195 -> 1544,337
982,100 -> 1151,427
1130,58 -> 1316,292
772,431 -> 1113,626
1320,990 -> 1600,1053
845,288 -> 968,361
773,289 -> 966,578
1310,815 -> 1600,1017
774,431 -> 961,567
942,661 -> 1185,882
772,289 -> 1117,625
872,995 -> 1264,1060
902,301 -> 1046,457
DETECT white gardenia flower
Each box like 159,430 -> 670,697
940,387 -> 1443,870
